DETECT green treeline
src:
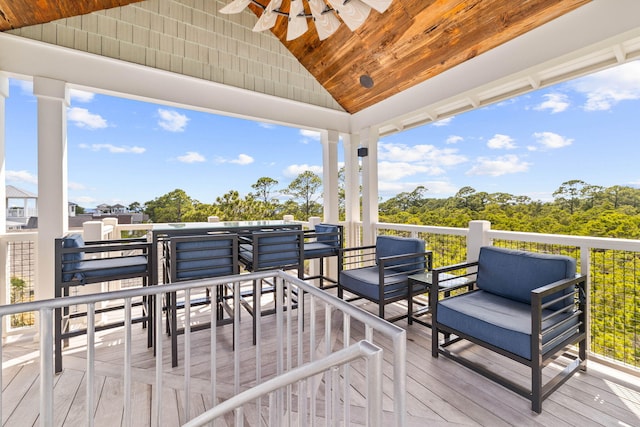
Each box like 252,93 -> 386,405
379,181 -> 640,239
129,177 -> 640,367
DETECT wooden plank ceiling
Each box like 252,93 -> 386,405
0,0 -> 590,114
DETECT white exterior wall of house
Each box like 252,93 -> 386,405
0,0 -> 639,304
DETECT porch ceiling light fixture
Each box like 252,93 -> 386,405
220,0 -> 393,41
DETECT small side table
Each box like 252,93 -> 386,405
407,271 -> 472,327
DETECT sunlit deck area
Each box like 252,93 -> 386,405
3,290 -> 639,426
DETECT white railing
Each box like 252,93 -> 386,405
375,220 -> 640,371
0,270 -> 406,426
184,340 -> 383,427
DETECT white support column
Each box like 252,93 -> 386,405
34,77 -> 69,301
321,130 -> 339,223
0,75 -> 8,336
0,74 -> 7,234
360,127 -> 379,246
467,220 -> 491,262
342,133 -> 360,248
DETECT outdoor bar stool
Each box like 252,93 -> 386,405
238,229 -> 304,344
303,223 -> 343,289
54,233 -> 153,374
163,233 -> 239,367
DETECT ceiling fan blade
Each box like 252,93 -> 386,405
253,0 -> 282,32
286,0 -> 309,40
308,0 -> 341,40
219,0 -> 252,14
359,0 -> 392,14
327,0 -> 371,31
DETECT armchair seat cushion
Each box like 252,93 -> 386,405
339,266 -> 426,301
438,290 -> 578,360
77,256 -> 148,282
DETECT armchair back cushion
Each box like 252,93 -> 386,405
477,246 -> 575,310
375,235 -> 426,272
62,234 -> 85,282
314,224 -> 340,247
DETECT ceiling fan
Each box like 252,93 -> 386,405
220,0 -> 393,41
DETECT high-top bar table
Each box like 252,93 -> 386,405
149,220 -> 302,285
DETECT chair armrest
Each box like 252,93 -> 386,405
432,260 -> 479,275
531,274 -> 587,355
84,237 -> 148,245
79,241 -> 151,254
378,250 -> 433,273
339,244 -> 376,254
531,274 -> 586,300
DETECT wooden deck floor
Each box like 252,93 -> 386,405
2,295 -> 640,426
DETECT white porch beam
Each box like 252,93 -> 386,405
34,77 -> 69,301
360,127 -> 379,246
321,130 -> 339,223
0,33 -> 351,134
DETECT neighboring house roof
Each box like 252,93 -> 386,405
6,185 -> 37,199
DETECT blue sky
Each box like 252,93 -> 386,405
5,59 -> 640,208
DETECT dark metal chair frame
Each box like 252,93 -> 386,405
337,239 -> 432,322
238,229 -> 304,344
54,235 -> 153,373
163,233 -> 239,367
302,224 -> 343,289
430,258 -> 588,413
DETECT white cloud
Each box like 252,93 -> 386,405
68,181 -> 88,191
258,122 -> 276,129
230,154 -> 254,165
378,142 -> 467,167
6,170 -> 38,184
299,129 -> 321,139
571,61 -> 640,111
378,161 -> 443,181
177,151 -> 206,163
68,107 -> 108,129
532,131 -> 573,149
283,164 -> 323,178
379,180 -> 457,196
446,135 -> 463,144
69,89 -> 95,103
214,154 -> 255,165
12,79 -> 33,95
466,155 -> 530,176
157,109 -> 189,132
431,117 -> 454,127
534,93 -> 570,113
79,143 -> 145,154
487,134 -> 516,149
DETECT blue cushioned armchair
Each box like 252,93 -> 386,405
431,246 -> 587,413
55,233 -> 153,373
338,235 -> 432,322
